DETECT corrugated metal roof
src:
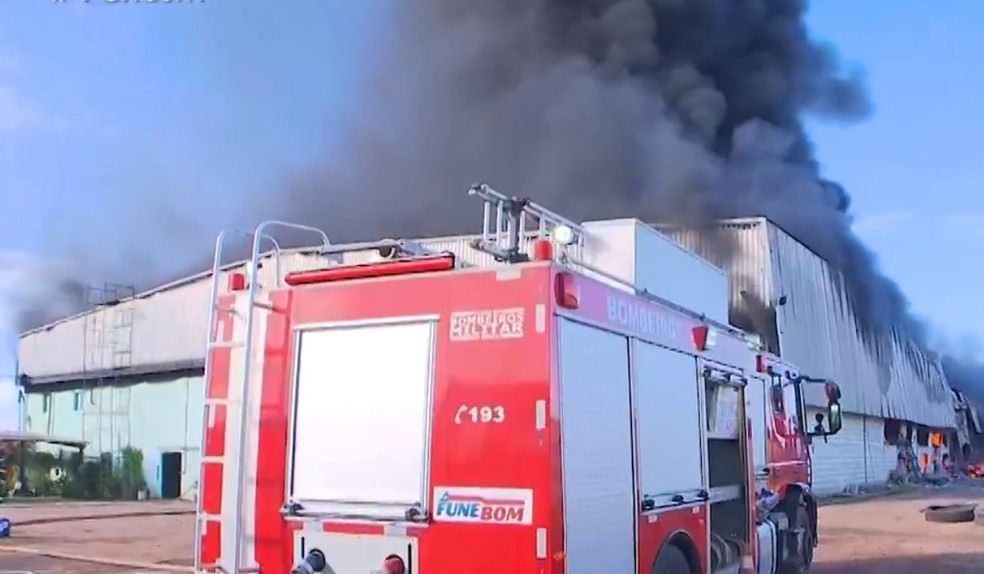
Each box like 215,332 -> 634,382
660,218 -> 954,428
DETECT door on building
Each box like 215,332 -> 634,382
160,452 -> 183,500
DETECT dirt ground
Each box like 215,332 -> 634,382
0,500 -> 193,573
0,487 -> 981,573
812,483 -> 984,574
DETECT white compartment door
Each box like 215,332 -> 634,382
557,319 -> 635,574
633,340 -> 704,503
289,318 -> 437,519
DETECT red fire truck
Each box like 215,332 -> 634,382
193,185 -> 844,574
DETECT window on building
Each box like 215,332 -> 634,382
883,419 -> 902,445
42,394 -> 50,414
73,391 -> 82,411
916,427 -> 930,447
89,389 -> 97,405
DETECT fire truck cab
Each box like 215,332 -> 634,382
194,185 -> 843,574
746,353 -> 844,573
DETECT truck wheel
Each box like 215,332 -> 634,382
778,501 -> 813,574
923,503 -> 976,523
652,544 -> 691,574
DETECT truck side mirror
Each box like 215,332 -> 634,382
826,401 -> 843,435
808,403 -> 843,438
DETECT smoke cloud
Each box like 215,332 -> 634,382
13,1 -> 977,395
273,1 -> 920,343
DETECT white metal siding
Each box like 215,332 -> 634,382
807,412 -> 868,495
764,224 -> 952,427
662,220 -> 954,429
17,279 -> 211,378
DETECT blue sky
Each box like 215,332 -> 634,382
1,2 -> 982,429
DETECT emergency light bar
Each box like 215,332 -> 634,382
283,254 -> 457,286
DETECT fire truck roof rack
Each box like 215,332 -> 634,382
320,238 -> 436,259
469,182 -> 587,263
468,183 -> 754,345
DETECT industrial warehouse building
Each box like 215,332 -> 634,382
16,217 -> 959,498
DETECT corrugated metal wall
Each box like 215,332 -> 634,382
17,236 -> 534,381
663,218 -> 954,428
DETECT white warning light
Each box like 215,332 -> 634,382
553,225 -> 575,245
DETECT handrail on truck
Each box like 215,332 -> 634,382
195,228 -> 281,574
196,223 -> 331,574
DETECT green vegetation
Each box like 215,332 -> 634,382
1,445 -> 148,501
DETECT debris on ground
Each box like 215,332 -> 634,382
967,462 -> 984,479
922,502 -> 978,523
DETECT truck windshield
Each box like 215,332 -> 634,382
287,318 -> 437,519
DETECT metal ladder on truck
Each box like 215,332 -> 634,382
467,182 -> 588,262
193,222 -> 331,574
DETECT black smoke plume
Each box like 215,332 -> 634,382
273,1 -> 919,343
12,0 -> 954,391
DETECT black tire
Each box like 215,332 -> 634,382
777,500 -> 814,574
652,544 -> 692,574
924,503 -> 977,524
